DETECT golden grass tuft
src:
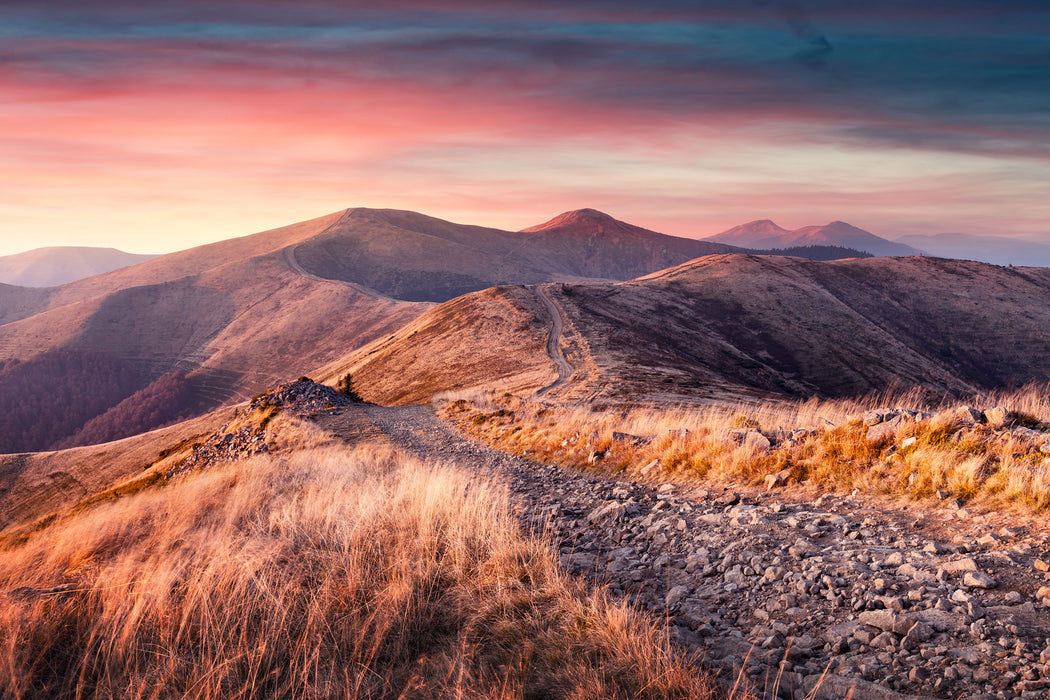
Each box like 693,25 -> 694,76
0,442 -> 713,699
440,384 -> 1050,513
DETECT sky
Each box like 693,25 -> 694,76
1,1 -> 1049,256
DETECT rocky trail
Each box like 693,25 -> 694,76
345,403 -> 1050,700
189,380 -> 1050,700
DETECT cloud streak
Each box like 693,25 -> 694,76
0,1 -> 1048,253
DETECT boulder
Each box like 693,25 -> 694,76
982,406 -> 1010,428
764,468 -> 791,490
864,410 -> 890,426
612,431 -> 651,446
955,406 -> 984,425
741,429 -> 771,451
962,571 -> 997,589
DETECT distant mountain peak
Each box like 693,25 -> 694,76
713,219 -> 790,238
705,217 -> 919,257
0,246 -> 156,287
521,208 -> 618,232
822,220 -> 864,231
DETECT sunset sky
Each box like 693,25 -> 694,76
1,1 -> 1048,255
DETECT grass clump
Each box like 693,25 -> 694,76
0,443 -> 713,700
439,385 -> 1050,513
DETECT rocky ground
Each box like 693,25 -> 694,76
171,383 -> 1050,699
169,379 -> 359,476
354,403 -> 1050,700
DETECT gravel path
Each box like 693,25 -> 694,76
534,285 -> 573,396
351,403 -> 1050,700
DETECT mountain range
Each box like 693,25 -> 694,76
705,219 -> 921,257
2,206 -> 1048,457
0,207 -> 754,453
4,205 -> 1050,536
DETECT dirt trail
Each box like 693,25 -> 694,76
333,403 -> 1050,700
535,285 -> 573,396
280,214 -> 393,301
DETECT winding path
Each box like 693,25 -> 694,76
330,402 -> 1049,699
281,230 -> 392,302
535,285 -> 573,395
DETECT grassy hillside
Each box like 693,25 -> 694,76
336,255 -> 1050,407
441,385 -> 1050,512
0,429 -> 712,699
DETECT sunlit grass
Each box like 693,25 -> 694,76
440,384 -> 1050,512
0,439 -> 714,699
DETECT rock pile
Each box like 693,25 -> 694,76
863,406 -> 1050,452
168,380 -> 352,476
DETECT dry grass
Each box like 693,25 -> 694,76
440,384 -> 1050,512
0,436 -> 714,699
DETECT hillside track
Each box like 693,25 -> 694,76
535,284 -> 573,396
281,215 -> 394,301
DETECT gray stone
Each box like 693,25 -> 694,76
956,406 -> 984,424
665,584 -> 691,608
906,621 -> 934,643
788,538 -> 819,558
939,557 -> 979,574
867,417 -> 902,442
963,571 -> 997,589
764,469 -> 791,490
870,630 -> 897,650
742,429 -> 771,451
586,500 -> 625,524
638,459 -> 660,476
864,410 -> 890,426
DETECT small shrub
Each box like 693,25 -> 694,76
729,414 -> 761,429
337,373 -> 363,402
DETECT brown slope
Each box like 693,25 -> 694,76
316,285 -> 555,405
0,245 -> 427,452
330,255 -> 1050,405
0,283 -> 54,326
0,210 -> 347,329
0,409 -> 228,534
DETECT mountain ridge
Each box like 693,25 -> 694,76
706,219 -> 920,257
329,253 -> 1050,406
